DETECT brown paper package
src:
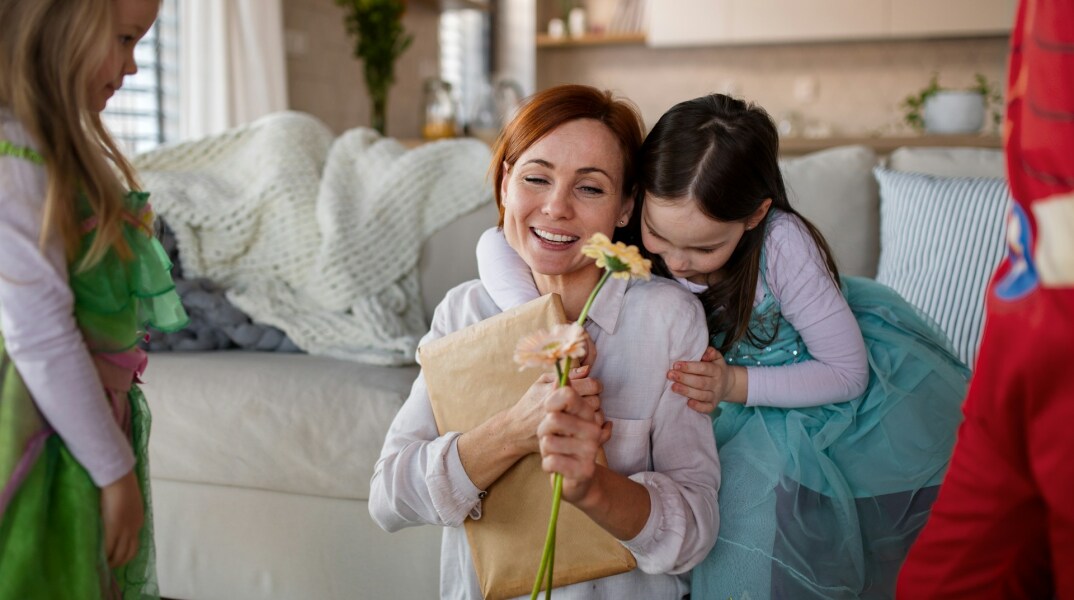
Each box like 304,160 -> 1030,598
421,293 -> 637,599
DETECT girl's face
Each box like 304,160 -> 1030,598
500,118 -> 633,288
641,196 -> 770,285
88,0 -> 159,112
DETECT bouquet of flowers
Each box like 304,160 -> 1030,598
513,233 -> 651,599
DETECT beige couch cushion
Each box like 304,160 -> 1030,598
145,352 -> 419,500
781,145 -> 880,278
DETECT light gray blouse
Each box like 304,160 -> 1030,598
368,275 -> 720,599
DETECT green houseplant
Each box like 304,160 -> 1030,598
901,73 -> 1003,134
335,0 -> 413,135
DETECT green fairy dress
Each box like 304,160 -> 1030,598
0,142 -> 188,599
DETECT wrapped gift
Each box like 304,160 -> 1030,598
421,293 -> 636,599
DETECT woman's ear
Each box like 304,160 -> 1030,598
499,162 -> 511,202
617,193 -> 636,227
746,198 -> 773,230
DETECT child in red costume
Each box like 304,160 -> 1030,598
897,0 -> 1074,597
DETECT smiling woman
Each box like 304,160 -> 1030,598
369,85 -> 720,599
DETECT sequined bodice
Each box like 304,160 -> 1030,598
720,253 -> 811,368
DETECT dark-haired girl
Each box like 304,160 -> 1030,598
478,93 -> 968,599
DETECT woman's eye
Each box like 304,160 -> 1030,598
522,176 -> 549,185
578,185 -> 604,195
120,35 -> 135,46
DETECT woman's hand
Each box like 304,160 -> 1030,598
578,328 -> 598,368
537,385 -> 612,504
668,346 -> 742,413
508,365 -> 602,456
100,469 -> 144,568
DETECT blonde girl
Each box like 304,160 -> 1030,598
0,0 -> 186,597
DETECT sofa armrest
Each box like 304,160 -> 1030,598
418,200 -> 500,322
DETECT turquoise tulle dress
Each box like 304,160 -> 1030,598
690,250 -> 969,599
0,142 -> 188,599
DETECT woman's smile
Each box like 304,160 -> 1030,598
531,226 -> 581,247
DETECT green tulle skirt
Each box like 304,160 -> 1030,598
0,341 -> 158,599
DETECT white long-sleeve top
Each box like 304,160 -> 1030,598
476,209 -> 869,408
0,110 -> 134,487
369,276 -> 720,599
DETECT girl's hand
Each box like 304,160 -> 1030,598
537,386 -> 608,504
668,347 -> 738,414
508,365 -> 602,455
100,470 -> 144,568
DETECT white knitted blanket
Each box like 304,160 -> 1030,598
133,111 -> 492,365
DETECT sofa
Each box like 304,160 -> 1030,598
142,141 -> 1010,600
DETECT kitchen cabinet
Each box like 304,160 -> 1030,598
648,0 -> 731,46
647,0 -> 1012,47
728,0 -> 887,43
889,0 -> 1017,37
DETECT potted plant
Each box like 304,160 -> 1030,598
335,0 -> 413,136
901,73 -> 1003,135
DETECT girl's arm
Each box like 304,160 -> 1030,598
477,227 -> 599,365
476,227 -> 540,310
671,214 -> 868,409
745,214 -> 869,407
0,153 -> 135,487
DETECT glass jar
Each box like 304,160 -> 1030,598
421,78 -> 458,141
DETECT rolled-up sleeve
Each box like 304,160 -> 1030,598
622,382 -> 720,574
619,289 -> 720,574
368,288 -> 486,533
368,372 -> 485,532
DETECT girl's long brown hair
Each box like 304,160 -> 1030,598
0,0 -> 140,269
634,94 -> 840,353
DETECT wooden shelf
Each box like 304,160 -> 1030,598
536,32 -> 647,48
779,134 -> 1002,155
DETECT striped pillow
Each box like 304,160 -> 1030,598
874,167 -> 1010,368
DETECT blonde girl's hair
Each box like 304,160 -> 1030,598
0,0 -> 140,269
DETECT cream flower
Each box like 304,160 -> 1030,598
581,233 -> 652,280
513,323 -> 587,371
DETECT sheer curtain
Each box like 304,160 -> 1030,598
179,0 -> 288,141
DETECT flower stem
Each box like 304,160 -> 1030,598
530,473 -> 564,599
531,267 -> 613,598
557,269 -> 612,388
545,518 -> 557,600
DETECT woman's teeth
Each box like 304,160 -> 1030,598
533,228 -> 579,244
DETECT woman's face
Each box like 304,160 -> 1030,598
88,0 -> 158,113
640,196 -> 765,285
500,118 -> 633,285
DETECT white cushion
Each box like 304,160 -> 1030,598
886,147 -> 1006,179
418,199 -> 499,321
874,168 -> 1010,368
781,145 -> 880,278
144,352 -> 419,500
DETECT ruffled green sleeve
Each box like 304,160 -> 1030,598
71,191 -> 188,352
